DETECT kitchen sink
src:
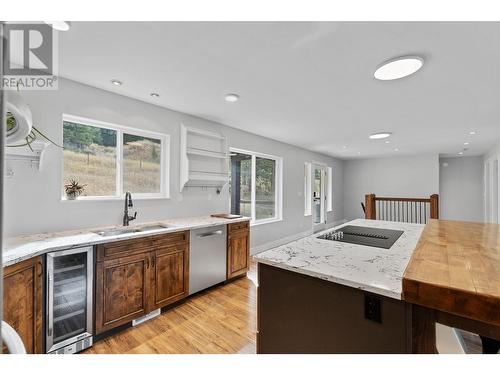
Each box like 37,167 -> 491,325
94,224 -> 174,237
138,224 -> 173,232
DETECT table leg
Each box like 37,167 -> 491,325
411,304 -> 437,353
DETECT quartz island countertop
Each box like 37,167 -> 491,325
2,215 -> 250,267
253,219 -> 425,300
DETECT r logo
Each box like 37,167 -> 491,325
4,23 -> 53,76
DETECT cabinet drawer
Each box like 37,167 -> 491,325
228,221 -> 249,233
96,231 -> 189,261
153,231 -> 189,247
97,236 -> 154,260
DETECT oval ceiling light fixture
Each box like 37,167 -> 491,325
44,21 -> 71,31
369,132 -> 392,140
225,93 -> 239,103
111,79 -> 122,86
374,56 -> 424,81
150,93 -> 160,98
469,131 -> 477,135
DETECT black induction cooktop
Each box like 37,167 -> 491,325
317,225 -> 404,249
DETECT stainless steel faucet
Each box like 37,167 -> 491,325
123,192 -> 137,226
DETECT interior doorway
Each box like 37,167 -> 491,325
313,164 -> 327,232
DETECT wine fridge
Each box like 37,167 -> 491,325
46,246 -> 93,354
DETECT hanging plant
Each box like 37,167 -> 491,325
6,124 -> 64,151
5,85 -> 63,151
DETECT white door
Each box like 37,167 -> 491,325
313,165 -> 327,232
484,155 -> 500,224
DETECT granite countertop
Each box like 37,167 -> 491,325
253,219 -> 425,300
3,215 -> 250,267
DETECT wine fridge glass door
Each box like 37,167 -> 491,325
46,247 -> 93,353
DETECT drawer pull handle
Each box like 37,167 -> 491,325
197,230 -> 223,238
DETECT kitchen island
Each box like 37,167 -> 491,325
254,219 -> 424,353
254,218 -> 500,353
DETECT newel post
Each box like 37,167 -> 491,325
365,194 -> 376,220
430,194 -> 439,219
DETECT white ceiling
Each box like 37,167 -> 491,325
59,22 -> 500,159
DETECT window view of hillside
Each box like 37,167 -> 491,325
63,120 -> 163,197
63,121 -> 117,196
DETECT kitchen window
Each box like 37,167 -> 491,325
229,148 -> 282,225
62,115 -> 169,199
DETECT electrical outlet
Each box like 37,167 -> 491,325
364,294 -> 382,323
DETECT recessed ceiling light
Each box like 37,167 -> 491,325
374,56 -> 424,81
357,151 -> 361,155
369,132 -> 392,140
394,148 -> 399,152
342,145 -> 347,149
464,142 -> 470,146
469,131 -> 477,135
150,93 -> 160,98
225,94 -> 239,102
385,140 -> 390,144
44,21 -> 71,31
111,79 -> 122,86
458,151 -> 464,155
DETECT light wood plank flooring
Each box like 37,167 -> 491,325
84,263 -> 257,354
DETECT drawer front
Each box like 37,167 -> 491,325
228,221 -> 249,233
97,231 -> 189,260
97,236 -> 154,260
153,231 -> 189,248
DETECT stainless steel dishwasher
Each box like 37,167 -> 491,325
189,225 -> 227,295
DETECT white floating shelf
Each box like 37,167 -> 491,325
5,140 -> 50,172
186,147 -> 227,159
180,124 -> 229,193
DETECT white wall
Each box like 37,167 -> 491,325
439,156 -> 483,222
343,154 -> 439,220
4,78 -> 344,253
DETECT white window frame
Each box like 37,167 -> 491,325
229,147 -> 283,226
61,114 -> 170,201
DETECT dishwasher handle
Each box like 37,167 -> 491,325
196,230 -> 223,238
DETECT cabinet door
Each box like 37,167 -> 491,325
3,256 -> 43,354
150,244 -> 189,310
95,253 -> 150,334
227,225 -> 250,279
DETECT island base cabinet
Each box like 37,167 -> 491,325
227,222 -> 250,279
3,256 -> 43,354
257,263 -> 412,354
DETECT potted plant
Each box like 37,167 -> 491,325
64,179 -> 86,200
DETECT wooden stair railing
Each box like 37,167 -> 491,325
364,194 -> 439,224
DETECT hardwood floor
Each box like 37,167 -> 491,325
84,263 -> 257,354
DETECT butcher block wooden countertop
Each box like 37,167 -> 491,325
403,219 -> 500,327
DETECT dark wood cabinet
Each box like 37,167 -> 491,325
227,222 -> 250,279
95,231 -> 189,334
95,253 -> 150,334
149,244 -> 189,310
3,256 -> 43,354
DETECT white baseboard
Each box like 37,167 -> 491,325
251,218 -> 348,255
